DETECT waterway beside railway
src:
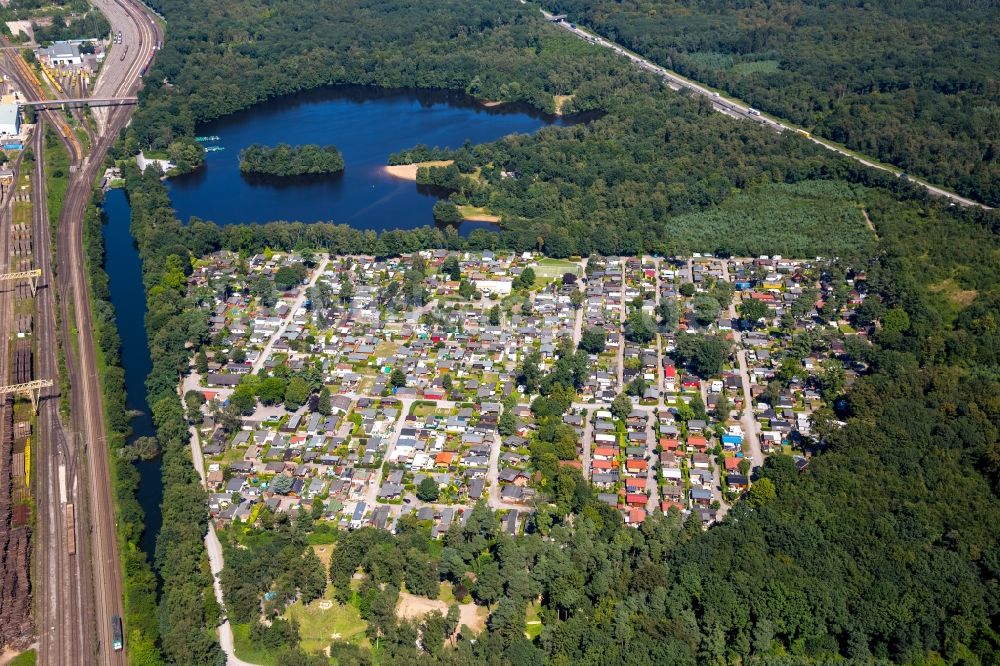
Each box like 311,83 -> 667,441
102,187 -> 161,560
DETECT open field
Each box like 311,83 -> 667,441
533,257 -> 579,278
457,205 -> 500,223
665,180 -> 875,257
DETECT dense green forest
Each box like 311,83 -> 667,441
547,0 -> 1000,207
121,165 -> 225,666
395,103 -> 890,258
239,144 -> 344,177
126,0 -> 937,258
129,0 -> 644,154
663,180 -> 873,258
109,0 -> 1000,662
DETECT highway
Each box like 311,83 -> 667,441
90,0 -> 159,129
539,9 -> 992,210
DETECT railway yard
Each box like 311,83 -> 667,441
0,159 -> 33,653
0,0 -> 161,662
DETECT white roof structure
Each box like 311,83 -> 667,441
0,104 -> 19,135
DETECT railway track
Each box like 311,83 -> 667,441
0,0 -> 160,660
31,118 -> 91,666
48,0 -> 162,661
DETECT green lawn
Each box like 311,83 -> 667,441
9,649 -> 36,666
232,596 -> 367,665
232,623 -> 280,666
732,59 -> 780,76
410,401 -> 438,417
438,581 -> 457,603
286,593 -> 369,655
525,601 -> 543,640
374,340 -> 398,358
43,127 -> 70,227
232,545 -> 369,663
533,258 -> 579,278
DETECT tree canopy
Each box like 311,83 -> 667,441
238,144 -> 344,176
550,0 -> 1000,206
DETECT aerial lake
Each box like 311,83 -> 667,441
167,86 -> 583,232
105,87 -> 585,563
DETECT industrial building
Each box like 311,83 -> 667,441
0,104 -> 20,136
39,42 -> 83,67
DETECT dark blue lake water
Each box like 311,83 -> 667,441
102,188 -> 161,561
166,86 -> 580,231
104,87 -> 584,563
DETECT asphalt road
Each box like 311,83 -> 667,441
718,260 -> 764,471
539,10 -> 992,210
90,0 -> 159,128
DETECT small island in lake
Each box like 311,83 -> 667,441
238,143 -> 345,176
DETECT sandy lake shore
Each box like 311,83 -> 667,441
383,160 -> 454,180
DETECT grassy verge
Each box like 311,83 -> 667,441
525,600 -> 543,639
8,648 -> 36,665
287,593 -> 368,654
231,623 -> 278,666
456,204 -> 500,222
43,126 -> 69,230
35,136 -> 73,419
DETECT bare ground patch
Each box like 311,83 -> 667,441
396,591 -> 487,634
384,160 -> 454,181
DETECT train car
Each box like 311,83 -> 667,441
111,615 -> 124,651
65,504 -> 76,556
140,51 -> 154,76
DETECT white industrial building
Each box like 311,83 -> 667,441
39,42 -> 83,66
0,104 -> 20,136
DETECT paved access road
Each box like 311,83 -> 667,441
89,0 -> 159,129
718,260 -> 764,472
538,8 -> 991,210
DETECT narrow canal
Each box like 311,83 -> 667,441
102,188 -> 161,560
